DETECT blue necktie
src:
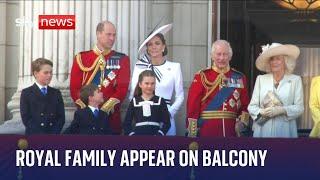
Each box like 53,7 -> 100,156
41,87 -> 47,95
93,109 -> 99,118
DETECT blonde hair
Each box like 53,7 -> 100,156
265,55 -> 296,74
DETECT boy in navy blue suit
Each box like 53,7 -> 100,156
20,58 -> 65,134
64,84 -> 112,135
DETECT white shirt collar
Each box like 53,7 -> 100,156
35,82 -> 48,90
88,105 -> 99,113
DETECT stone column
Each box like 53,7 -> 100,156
0,2 -> 6,124
0,0 -> 147,134
172,1 -> 210,136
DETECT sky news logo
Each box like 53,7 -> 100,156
15,15 -> 75,30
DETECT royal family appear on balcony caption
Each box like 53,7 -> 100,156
20,20 -> 320,138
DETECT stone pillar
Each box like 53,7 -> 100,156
0,0 -> 147,134
0,2 -> 6,124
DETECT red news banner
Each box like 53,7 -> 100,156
38,15 -> 75,30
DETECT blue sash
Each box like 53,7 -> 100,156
198,71 -> 242,127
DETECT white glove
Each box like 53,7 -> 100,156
260,108 -> 269,118
261,106 -> 286,118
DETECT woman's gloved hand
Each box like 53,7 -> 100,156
260,106 -> 286,118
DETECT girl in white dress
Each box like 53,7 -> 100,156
129,24 -> 184,136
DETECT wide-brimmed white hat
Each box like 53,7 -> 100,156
256,43 -> 300,72
138,23 -> 172,56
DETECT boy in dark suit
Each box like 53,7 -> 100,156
64,84 -> 112,135
20,58 -> 65,135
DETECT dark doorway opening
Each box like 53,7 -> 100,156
219,0 -> 320,134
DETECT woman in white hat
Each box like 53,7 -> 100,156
248,43 -> 304,137
129,24 -> 184,136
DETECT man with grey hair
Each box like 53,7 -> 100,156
186,39 -> 250,137
70,21 -> 130,134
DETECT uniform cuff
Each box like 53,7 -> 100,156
187,118 -> 198,137
101,98 -> 120,113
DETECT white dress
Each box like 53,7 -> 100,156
129,58 -> 184,136
248,74 -> 304,137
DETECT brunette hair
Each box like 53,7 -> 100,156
80,84 -> 99,106
133,70 -> 156,97
147,33 -> 168,56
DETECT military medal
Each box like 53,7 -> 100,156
236,79 -> 244,88
106,60 -> 110,69
221,76 -> 229,88
227,78 -> 235,88
108,71 -> 116,81
231,78 -> 235,84
116,59 -> 120,69
233,90 -> 240,100
102,79 -> 110,88
110,59 -> 115,69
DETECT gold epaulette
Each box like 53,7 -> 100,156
75,52 -> 100,72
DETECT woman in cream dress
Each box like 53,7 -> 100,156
248,43 -> 304,137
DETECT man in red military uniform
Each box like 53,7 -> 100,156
70,21 -> 130,134
186,40 -> 250,137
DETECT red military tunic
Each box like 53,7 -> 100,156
186,66 -> 250,137
70,46 -> 130,134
